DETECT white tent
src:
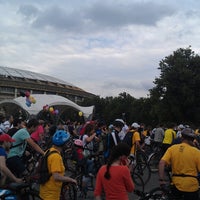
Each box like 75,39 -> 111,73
0,94 -> 94,120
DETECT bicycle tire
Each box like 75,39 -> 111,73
148,152 -> 161,173
147,187 -> 168,200
131,172 -> 145,193
60,182 -> 77,200
133,162 -> 151,185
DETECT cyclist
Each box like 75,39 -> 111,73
0,134 -> 23,186
39,130 -> 77,200
6,119 -> 45,177
159,128 -> 200,200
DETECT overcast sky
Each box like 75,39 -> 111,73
1,0 -> 200,98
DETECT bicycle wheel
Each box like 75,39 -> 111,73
148,152 -> 161,173
133,162 -> 151,185
131,172 -> 144,193
147,187 -> 168,200
60,182 -> 77,200
26,191 -> 43,200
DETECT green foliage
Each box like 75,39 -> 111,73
81,47 -> 200,127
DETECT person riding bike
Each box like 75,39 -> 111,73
159,128 -> 200,200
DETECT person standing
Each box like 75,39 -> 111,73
94,143 -> 134,200
39,130 -> 77,200
130,122 -> 141,158
103,119 -> 124,161
159,128 -> 200,200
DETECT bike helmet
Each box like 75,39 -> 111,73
74,139 -> 83,147
52,130 -> 70,146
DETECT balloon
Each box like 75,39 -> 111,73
25,91 -> 30,97
29,96 -> 34,103
49,107 -> 54,113
55,109 -> 59,115
32,98 -> 36,104
78,111 -> 83,117
26,100 -> 31,107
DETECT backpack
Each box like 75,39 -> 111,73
122,131 -> 133,148
37,149 -> 59,185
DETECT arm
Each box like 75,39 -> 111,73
159,159 -> 167,184
0,156 -> 23,183
52,172 -> 77,184
85,132 -> 96,143
26,137 -> 45,155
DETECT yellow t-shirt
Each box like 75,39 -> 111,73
130,131 -> 141,154
39,147 -> 65,200
162,128 -> 176,144
161,143 -> 200,192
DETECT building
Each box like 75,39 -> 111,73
0,66 -> 96,121
0,66 -> 96,103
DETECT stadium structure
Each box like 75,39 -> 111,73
0,66 -> 95,102
0,66 -> 96,121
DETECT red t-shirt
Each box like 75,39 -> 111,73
31,125 -> 44,142
94,165 -> 134,200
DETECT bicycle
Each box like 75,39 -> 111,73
129,150 -> 151,186
147,142 -> 163,173
0,181 -> 42,200
60,182 -> 78,200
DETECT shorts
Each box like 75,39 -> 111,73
6,156 -> 26,178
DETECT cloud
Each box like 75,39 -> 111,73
17,1 -> 175,34
1,0 -> 200,99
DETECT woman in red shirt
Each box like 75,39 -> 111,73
94,143 -> 134,200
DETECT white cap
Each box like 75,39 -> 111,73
131,122 -> 140,128
115,119 -> 125,124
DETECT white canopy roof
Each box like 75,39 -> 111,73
0,94 -> 94,119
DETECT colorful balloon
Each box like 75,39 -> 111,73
55,109 -> 59,115
78,111 -> 83,117
25,91 -> 30,97
49,107 -> 54,113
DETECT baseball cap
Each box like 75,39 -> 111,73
131,122 -> 140,128
0,134 -> 15,142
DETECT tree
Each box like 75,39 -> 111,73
149,47 -> 200,126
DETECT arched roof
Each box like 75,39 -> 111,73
0,66 -> 77,88
0,94 -> 94,119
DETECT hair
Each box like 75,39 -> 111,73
104,143 -> 131,180
12,118 -> 22,127
84,123 -> 95,135
26,118 -> 39,128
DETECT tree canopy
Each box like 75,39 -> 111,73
81,47 -> 200,128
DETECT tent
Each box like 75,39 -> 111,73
0,94 -> 94,121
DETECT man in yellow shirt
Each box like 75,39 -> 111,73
159,128 -> 200,200
161,123 -> 176,156
130,122 -> 141,156
39,130 -> 77,200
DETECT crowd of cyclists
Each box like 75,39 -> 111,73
0,112 -> 200,199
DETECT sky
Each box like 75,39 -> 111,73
1,0 -> 200,98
